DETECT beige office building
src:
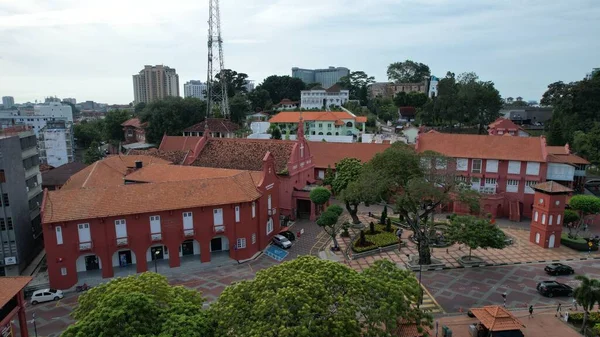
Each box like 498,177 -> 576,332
132,65 -> 180,104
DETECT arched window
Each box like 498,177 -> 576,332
534,211 -> 538,222
346,122 -> 353,127
318,132 -> 323,135
535,232 -> 540,243
326,132 -> 332,135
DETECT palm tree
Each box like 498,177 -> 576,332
573,275 -> 600,332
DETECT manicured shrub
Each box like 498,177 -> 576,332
327,204 -> 344,217
369,222 -> 376,234
561,233 -> 599,251
359,230 -> 367,246
380,205 -> 388,224
385,218 -> 392,232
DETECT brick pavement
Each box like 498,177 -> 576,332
335,214 -> 600,272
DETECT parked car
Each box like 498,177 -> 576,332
536,281 -> 573,297
272,234 -> 292,249
30,289 -> 64,305
279,230 -> 296,241
544,263 -> 574,276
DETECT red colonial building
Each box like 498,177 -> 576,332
42,154 -> 280,289
121,118 -> 147,144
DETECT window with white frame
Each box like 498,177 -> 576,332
115,219 -> 127,238
61,267 -> 67,276
535,232 -> 540,243
268,195 -> 272,210
485,160 -> 499,173
485,178 -> 497,185
534,211 -> 538,222
508,161 -> 521,174
456,176 -> 468,183
267,218 -> 273,234
252,233 -> 256,244
541,213 -> 546,224
526,162 -> 540,175
236,238 -> 246,249
182,212 -> 193,229
557,214 -> 561,225
506,179 -> 519,193
456,158 -> 468,171
549,215 -> 553,225
150,216 -> 161,233
471,159 -> 482,173
55,226 -> 63,245
252,202 -> 256,218
235,206 -> 240,222
525,181 -> 536,194
213,209 -> 223,226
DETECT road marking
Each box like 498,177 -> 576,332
55,300 -> 61,307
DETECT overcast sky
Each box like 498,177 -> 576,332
1,0 -> 598,104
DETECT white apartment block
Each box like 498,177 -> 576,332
183,80 -> 207,100
300,85 -> 350,110
133,65 -> 180,104
38,120 -> 74,167
34,102 -> 73,122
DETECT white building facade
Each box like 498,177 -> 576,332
300,86 -> 350,110
183,80 -> 207,100
38,120 -> 74,167
428,76 -> 439,98
34,102 -> 73,122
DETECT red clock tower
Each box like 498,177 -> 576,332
529,181 -> 572,248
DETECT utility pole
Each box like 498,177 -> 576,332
206,0 -> 230,119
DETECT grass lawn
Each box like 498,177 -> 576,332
353,224 -> 399,253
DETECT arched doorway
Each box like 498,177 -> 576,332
210,236 -> 229,252
548,234 -> 556,248
112,249 -> 137,268
76,254 -> 102,272
180,239 -> 200,257
147,244 -> 169,262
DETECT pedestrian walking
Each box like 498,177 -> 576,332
528,305 -> 534,318
555,303 -> 562,317
572,298 -> 578,311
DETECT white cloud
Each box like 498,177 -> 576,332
0,0 -> 598,103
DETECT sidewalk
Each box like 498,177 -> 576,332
333,213 -> 600,272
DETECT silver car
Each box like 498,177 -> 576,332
272,234 -> 292,249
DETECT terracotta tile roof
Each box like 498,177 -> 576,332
183,118 -> 240,133
532,181 -> 573,194
127,149 -> 189,165
395,323 -> 431,337
309,142 -> 391,168
192,138 -> 294,172
325,83 -> 342,93
469,306 -> 525,332
39,163 -> 55,172
125,164 -> 262,185
547,146 -> 568,155
416,133 -> 546,162
121,118 -> 146,128
43,171 -> 261,223
355,116 -> 367,123
42,162 -> 88,187
61,155 -> 171,190
158,136 -> 202,152
268,111 -> 358,123
547,153 -> 590,165
0,277 -> 32,308
488,117 -> 524,131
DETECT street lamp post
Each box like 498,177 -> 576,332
32,313 -> 38,337
407,254 -> 423,308
153,250 -> 160,273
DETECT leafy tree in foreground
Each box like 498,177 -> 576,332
447,215 -> 507,260
364,143 -> 480,264
573,275 -> 600,332
210,256 -> 430,337
83,141 -> 103,164
62,273 -> 213,337
567,195 -> 600,237
309,186 -> 331,214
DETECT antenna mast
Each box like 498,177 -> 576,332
206,0 -> 230,118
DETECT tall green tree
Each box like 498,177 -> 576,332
573,123 -> 600,166
215,69 -> 250,98
457,72 -> 503,134
210,256 -> 430,337
568,195 -> 600,237
247,88 -> 273,112
363,144 -> 480,264
447,215 -> 507,260
62,273 -> 213,337
83,141 -> 103,164
270,126 -> 282,140
573,275 -> 600,332
316,207 -> 343,249
229,93 -> 251,124
387,60 -> 431,83
141,96 -> 206,144
103,109 -> 131,142
330,158 -> 364,223
337,71 -> 375,104
255,75 -> 306,103
74,120 -> 104,148
133,102 -> 146,115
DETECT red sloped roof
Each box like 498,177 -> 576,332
309,142 -> 391,168
121,118 -> 145,128
182,118 -> 240,133
416,133 -> 546,162
488,118 -> 525,132
159,136 -> 203,152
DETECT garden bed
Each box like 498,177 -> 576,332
352,224 -> 400,253
457,255 -> 486,267
561,233 -> 599,252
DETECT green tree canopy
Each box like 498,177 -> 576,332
256,75 -> 306,103
316,209 -> 343,249
337,71 -> 375,104
330,158 -> 364,223
62,273 -> 213,337
573,123 -> 600,166
140,96 -> 206,144
74,119 -> 104,148
210,256 -> 430,337
270,126 -> 282,140
309,187 -> 332,213
229,93 -> 251,124
447,215 -> 507,259
247,88 -> 273,112
394,91 -> 429,109
573,275 -> 600,332
387,60 -> 431,83
103,109 -> 131,142
83,141 -> 103,164
215,69 -> 249,98
568,195 -> 600,237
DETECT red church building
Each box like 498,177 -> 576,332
42,154 -> 280,289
